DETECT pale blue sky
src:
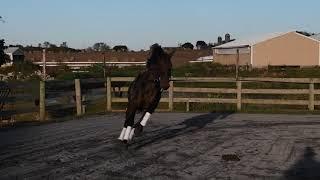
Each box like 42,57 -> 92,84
1,0 -> 319,50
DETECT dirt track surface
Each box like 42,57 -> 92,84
1,113 -> 320,180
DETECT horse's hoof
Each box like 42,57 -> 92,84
123,140 -> 128,144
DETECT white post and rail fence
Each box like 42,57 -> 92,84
33,77 -> 320,120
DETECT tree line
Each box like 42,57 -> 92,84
5,41 -> 130,53
180,41 -> 214,50
86,43 -> 129,52
180,33 -> 235,50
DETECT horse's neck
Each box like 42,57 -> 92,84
145,68 -> 160,79
147,66 -> 158,71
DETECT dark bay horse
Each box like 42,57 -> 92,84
118,44 -> 174,143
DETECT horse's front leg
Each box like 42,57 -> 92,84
134,92 -> 161,136
118,103 -> 136,143
133,111 -> 151,137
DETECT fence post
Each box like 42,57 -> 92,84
39,81 -> 46,121
75,79 -> 82,116
236,49 -> 240,80
237,81 -> 242,111
106,77 -> 112,111
309,79 -> 315,111
82,94 -> 86,114
186,100 -> 190,112
169,80 -> 174,111
42,49 -> 46,80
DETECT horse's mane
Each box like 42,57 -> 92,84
147,44 -> 165,68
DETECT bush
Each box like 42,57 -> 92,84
0,60 -> 42,80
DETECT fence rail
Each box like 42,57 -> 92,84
106,77 -> 320,112
2,77 -> 320,122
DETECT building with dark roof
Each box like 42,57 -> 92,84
4,47 -> 24,65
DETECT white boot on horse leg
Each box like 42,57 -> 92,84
135,112 -> 151,136
123,126 -> 132,142
140,112 -> 151,126
129,128 -> 135,140
119,126 -> 135,142
118,127 -> 127,141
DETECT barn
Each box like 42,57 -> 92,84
212,31 -> 320,67
4,47 -> 25,65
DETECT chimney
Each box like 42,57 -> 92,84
218,36 -> 223,44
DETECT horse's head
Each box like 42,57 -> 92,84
147,44 -> 174,90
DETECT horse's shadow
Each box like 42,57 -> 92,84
284,146 -> 320,180
132,113 -> 233,150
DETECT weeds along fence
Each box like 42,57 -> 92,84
0,81 -> 39,122
1,77 -> 320,122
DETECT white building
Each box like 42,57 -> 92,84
4,47 -> 24,66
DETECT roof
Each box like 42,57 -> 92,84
310,33 -> 320,41
213,31 -> 320,49
4,47 -> 24,55
213,31 -> 292,49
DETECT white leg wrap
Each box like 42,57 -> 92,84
129,128 -> 135,140
123,126 -> 132,141
118,127 -> 126,141
140,112 -> 151,127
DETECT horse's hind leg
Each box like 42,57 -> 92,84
118,103 -> 136,142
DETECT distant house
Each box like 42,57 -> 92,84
212,31 -> 320,67
4,47 -> 24,65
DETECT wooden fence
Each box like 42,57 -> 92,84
2,77 -> 320,122
105,77 -> 320,113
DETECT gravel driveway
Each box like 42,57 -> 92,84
1,113 -> 320,179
